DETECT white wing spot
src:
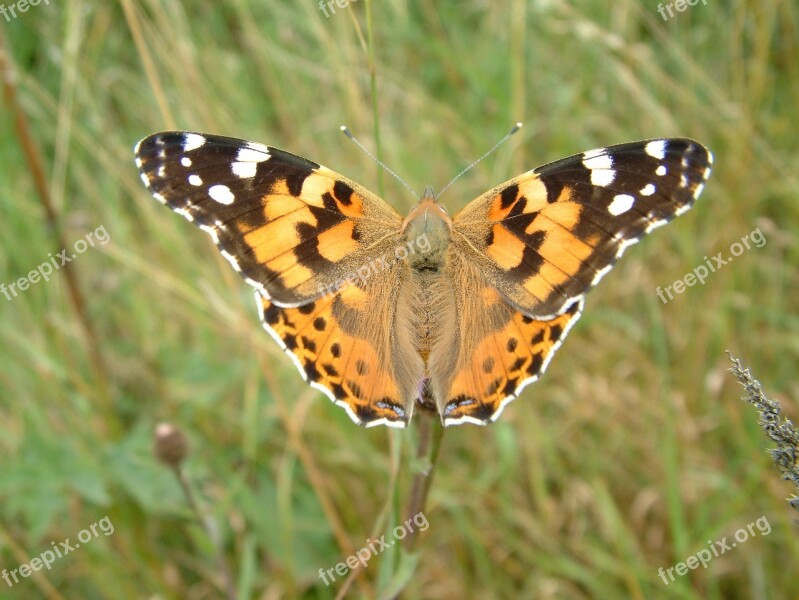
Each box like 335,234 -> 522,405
199,224 -> 220,243
645,140 -> 667,160
645,214 -> 668,232
608,194 -> 635,216
591,264 -> 613,286
582,147 -> 606,161
237,147 -> 270,162
244,276 -> 264,291
175,207 -> 194,222
183,133 -> 206,152
591,168 -> 615,187
656,165 -> 667,176
139,173 -> 150,186
640,183 -> 656,196
182,133 -> 206,152
244,141 -> 270,155
583,153 -> 613,170
209,184 -> 235,205
181,156 -> 192,167
188,174 -> 203,186
679,174 -> 689,188
157,165 -> 166,178
220,249 -> 242,272
583,153 -> 615,186
232,161 -> 257,178
693,182 -> 705,199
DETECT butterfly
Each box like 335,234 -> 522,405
135,131 -> 712,428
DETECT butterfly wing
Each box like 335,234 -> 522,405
135,131 -> 404,306
436,138 -> 712,425
452,138 -> 712,319
135,131 -> 421,427
427,245 -> 584,426
257,269 -> 423,428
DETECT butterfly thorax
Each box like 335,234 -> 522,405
401,190 -> 452,272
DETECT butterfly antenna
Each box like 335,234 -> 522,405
340,126 -> 419,199
437,122 -> 523,198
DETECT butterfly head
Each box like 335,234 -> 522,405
401,187 -> 451,270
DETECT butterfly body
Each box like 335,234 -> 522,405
401,193 -> 452,271
135,132 -> 712,428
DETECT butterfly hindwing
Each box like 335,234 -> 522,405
425,246 -> 585,425
257,261 -> 423,428
452,138 -> 712,319
442,297 -> 583,426
135,131 -> 404,306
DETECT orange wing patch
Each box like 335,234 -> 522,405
454,173 -> 601,318
257,288 -> 410,427
485,175 -> 550,221
228,170 -> 390,303
508,197 -> 600,308
441,298 -> 583,426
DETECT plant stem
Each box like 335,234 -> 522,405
403,409 -> 445,551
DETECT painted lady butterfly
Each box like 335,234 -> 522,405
135,132 -> 711,427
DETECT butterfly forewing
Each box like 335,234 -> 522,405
135,131 -> 403,307
452,138 -> 712,319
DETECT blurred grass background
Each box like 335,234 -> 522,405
1,0 -> 798,598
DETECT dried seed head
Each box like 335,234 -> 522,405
153,422 -> 189,469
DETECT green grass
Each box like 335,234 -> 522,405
1,0 -> 798,598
